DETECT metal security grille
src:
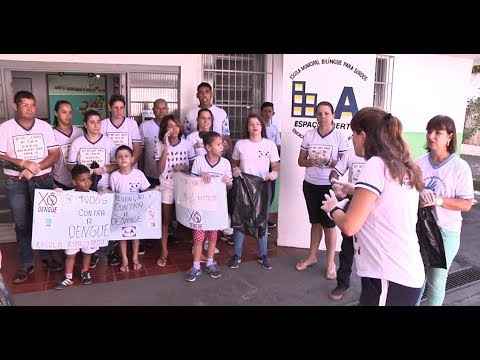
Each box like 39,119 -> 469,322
421,266 -> 480,299
202,54 -> 267,141
0,67 -> 6,124
127,71 -> 180,123
373,55 -> 394,112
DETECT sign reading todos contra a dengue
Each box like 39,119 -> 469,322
278,54 -> 376,249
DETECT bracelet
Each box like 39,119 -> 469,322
329,206 -> 343,218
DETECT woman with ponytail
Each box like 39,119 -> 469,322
321,107 -> 425,306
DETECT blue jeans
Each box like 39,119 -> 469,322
233,228 -> 268,258
5,176 -> 55,268
416,227 -> 460,306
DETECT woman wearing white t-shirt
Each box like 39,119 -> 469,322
321,107 -> 425,306
416,115 -> 473,306
227,114 -> 280,270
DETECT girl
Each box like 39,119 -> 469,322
109,145 -> 152,272
227,114 -> 280,270
52,100 -> 84,190
155,115 -> 195,266
416,115 -> 473,305
185,131 -> 232,282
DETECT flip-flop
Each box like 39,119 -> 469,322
295,259 -> 318,271
133,262 -> 143,270
157,257 -> 167,267
120,264 -> 129,272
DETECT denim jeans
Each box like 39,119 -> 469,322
233,228 -> 268,258
5,176 -> 55,268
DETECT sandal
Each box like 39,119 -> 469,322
325,266 -> 337,280
295,258 -> 317,271
157,257 -> 167,267
133,262 -> 143,270
120,264 -> 129,272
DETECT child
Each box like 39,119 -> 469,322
109,145 -> 151,272
185,131 -> 233,282
55,164 -> 100,289
155,115 -> 195,267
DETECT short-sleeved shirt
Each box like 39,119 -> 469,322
139,119 -> 160,179
333,148 -> 365,184
0,118 -> 59,177
53,126 -> 84,188
300,128 -> 348,185
266,123 -> 281,146
416,152 -> 474,232
186,131 -> 207,158
109,168 -> 151,193
154,138 -> 195,188
232,138 -> 280,178
100,117 -> 142,149
183,105 -> 230,137
354,156 -> 425,288
68,135 -> 117,189
191,155 -> 232,182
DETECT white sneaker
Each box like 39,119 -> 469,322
203,241 -> 220,254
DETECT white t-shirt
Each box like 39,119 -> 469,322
354,156 -> 425,288
68,134 -> 117,189
232,138 -> 280,178
333,148 -> 365,184
266,123 -> 281,146
154,138 -> 195,188
101,117 -> 142,149
191,155 -> 232,182
0,118 -> 59,177
183,105 -> 230,137
186,131 -> 207,158
416,152 -> 474,232
139,119 -> 160,179
109,168 -> 151,193
53,126 -> 84,188
300,128 -> 348,185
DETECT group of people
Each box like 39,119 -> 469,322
0,83 -> 473,306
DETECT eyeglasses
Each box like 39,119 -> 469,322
17,103 -> 36,108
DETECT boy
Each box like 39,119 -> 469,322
55,164 -> 99,289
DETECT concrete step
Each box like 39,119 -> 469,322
0,223 -> 15,244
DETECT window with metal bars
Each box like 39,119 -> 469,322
202,54 -> 266,141
127,71 -> 180,124
373,55 -> 394,111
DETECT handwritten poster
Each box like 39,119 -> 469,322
174,172 -> 228,231
12,134 -> 45,160
32,189 -> 114,249
106,132 -> 129,147
109,191 -> 162,240
79,148 -> 106,167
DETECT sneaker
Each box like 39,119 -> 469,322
203,241 -> 220,254
258,255 -> 272,270
89,253 -> 100,269
221,233 -> 234,245
227,255 -> 241,269
138,244 -> 146,255
329,284 -> 349,301
12,266 -> 34,284
41,258 -> 64,272
205,264 -> 222,279
55,276 -> 73,290
268,220 -> 277,228
81,271 -> 93,285
184,267 -> 202,282
107,252 -> 121,266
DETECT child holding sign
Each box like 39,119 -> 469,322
55,164 -> 99,289
109,145 -> 152,272
185,131 -> 233,281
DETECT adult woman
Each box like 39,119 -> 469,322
416,115 -> 473,306
321,107 -> 425,306
297,101 -> 348,279
52,100 -> 84,190
227,114 -> 280,270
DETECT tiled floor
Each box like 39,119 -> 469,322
0,214 -> 305,295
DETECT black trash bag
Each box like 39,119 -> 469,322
0,273 -> 14,306
0,159 -> 24,172
89,161 -> 102,191
230,173 -> 272,239
416,206 -> 447,269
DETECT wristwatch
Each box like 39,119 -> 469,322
436,196 -> 444,206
